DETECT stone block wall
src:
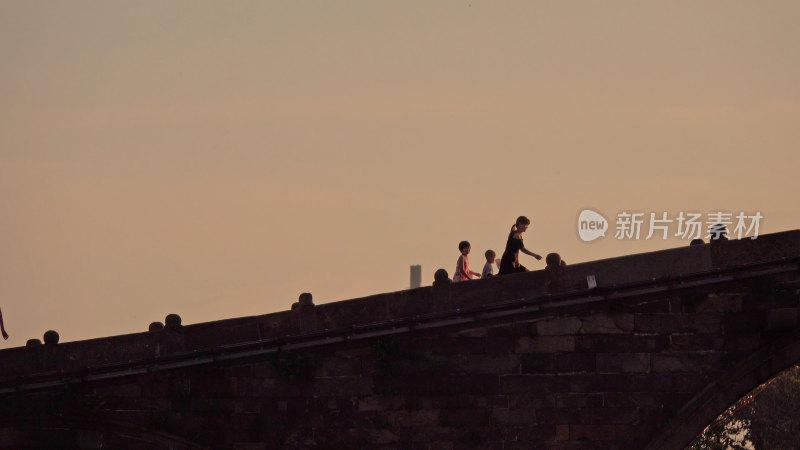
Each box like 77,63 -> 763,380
2,286 -> 798,449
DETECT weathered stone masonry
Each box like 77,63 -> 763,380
1,231 -> 799,449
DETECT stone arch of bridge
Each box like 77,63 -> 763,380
644,336 -> 800,449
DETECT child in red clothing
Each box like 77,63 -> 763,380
453,241 -> 482,282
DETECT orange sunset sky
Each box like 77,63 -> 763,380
1,1 -> 799,347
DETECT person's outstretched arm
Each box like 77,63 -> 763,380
520,247 -> 542,260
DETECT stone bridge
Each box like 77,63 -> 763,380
1,231 -> 800,449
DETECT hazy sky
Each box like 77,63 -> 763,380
1,1 -> 798,347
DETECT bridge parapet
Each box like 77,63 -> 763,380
3,231 -> 799,378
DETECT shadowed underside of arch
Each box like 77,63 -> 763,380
644,335 -> 800,449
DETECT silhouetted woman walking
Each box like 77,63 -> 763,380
498,216 -> 542,275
